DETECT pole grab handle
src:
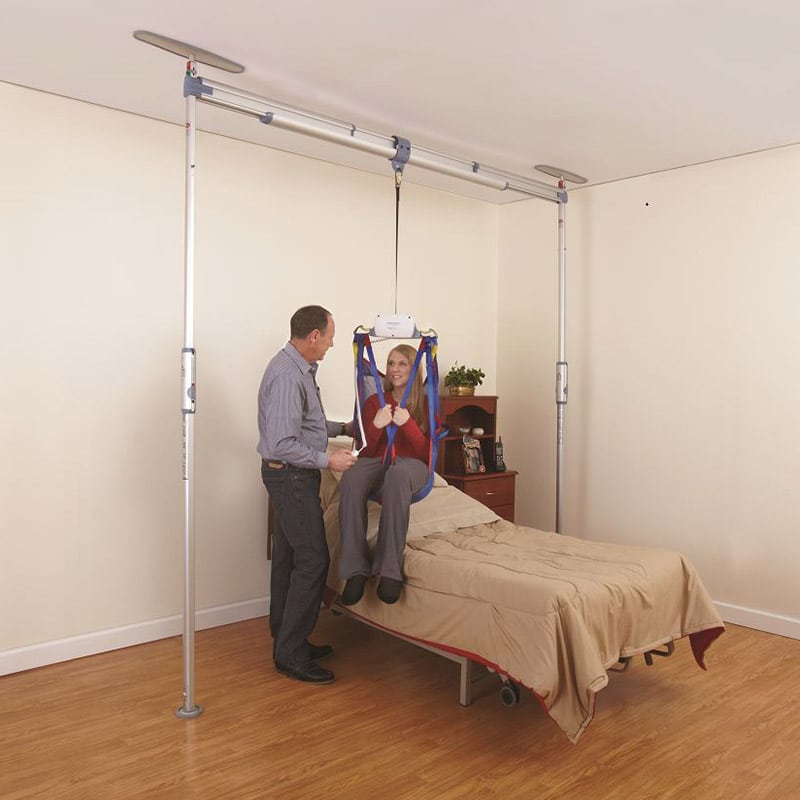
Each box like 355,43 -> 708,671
181,348 -> 196,414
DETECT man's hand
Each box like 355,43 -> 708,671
328,449 -> 357,472
392,407 -> 410,426
373,405 -> 393,429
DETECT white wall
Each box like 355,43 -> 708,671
496,199 -> 559,532
5,78 -> 797,671
499,148 -> 800,637
0,82 -> 498,666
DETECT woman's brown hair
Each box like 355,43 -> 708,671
382,344 -> 428,433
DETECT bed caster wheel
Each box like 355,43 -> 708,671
500,681 -> 520,706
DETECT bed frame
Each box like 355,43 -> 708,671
330,601 -> 496,706
331,599 -> 678,709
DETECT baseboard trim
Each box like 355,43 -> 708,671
3,596 -> 796,676
0,597 -> 269,677
715,601 -> 800,640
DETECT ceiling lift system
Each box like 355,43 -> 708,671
133,30 -> 586,721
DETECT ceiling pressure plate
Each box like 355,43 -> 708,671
133,31 -> 245,73
534,164 -> 587,184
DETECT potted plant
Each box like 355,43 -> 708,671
444,363 -> 485,396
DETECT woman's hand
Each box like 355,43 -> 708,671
392,407 -> 410,426
373,405 -> 393,429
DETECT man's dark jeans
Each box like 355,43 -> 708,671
261,462 -> 328,667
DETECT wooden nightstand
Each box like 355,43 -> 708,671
436,394 -> 517,522
443,470 -> 517,522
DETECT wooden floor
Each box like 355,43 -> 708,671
1,615 -> 798,800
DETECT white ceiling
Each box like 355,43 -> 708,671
3,0 -> 800,202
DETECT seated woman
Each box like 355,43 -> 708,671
339,344 -> 430,605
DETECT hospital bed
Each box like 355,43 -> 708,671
314,444 -> 724,743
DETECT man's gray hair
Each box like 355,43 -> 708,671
290,305 -> 331,339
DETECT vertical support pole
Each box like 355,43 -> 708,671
555,185 -> 568,534
177,60 -> 202,719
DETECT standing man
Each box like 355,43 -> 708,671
258,305 -> 356,684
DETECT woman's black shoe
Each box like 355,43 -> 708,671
377,577 -> 403,604
340,575 -> 367,606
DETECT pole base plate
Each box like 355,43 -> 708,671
175,704 -> 203,719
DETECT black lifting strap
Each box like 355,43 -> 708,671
391,137 -> 411,314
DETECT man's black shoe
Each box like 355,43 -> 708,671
308,642 -> 333,661
377,577 -> 403,604
275,660 -> 335,684
340,574 -> 367,606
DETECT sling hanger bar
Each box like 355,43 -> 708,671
185,75 -> 562,202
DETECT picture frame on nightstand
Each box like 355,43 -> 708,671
462,435 -> 485,473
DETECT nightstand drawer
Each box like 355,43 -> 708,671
461,475 -> 515,507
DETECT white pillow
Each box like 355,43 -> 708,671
323,474 -> 498,541
405,485 -> 499,539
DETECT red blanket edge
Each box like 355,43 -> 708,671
689,626 -> 725,670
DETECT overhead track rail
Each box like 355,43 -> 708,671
182,74 -> 565,203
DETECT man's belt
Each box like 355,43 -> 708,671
263,460 -> 314,471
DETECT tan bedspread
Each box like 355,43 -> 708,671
322,478 -> 724,743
